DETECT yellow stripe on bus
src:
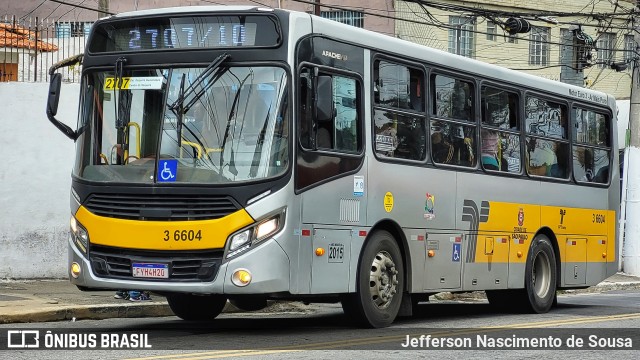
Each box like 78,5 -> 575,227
75,206 -> 254,250
472,202 -> 615,265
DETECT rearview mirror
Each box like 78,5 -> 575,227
47,73 -> 62,116
315,75 -> 334,122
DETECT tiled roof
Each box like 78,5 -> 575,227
0,23 -> 58,52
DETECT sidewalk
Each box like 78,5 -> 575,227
1,273 -> 639,324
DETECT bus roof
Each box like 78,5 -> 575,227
110,5 -> 268,19
103,6 -> 613,109
293,11 -> 614,108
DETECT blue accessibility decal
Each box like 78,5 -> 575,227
157,159 -> 178,182
452,243 -> 461,262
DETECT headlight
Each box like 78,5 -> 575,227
226,210 -> 284,259
229,230 -> 251,252
70,216 -> 89,254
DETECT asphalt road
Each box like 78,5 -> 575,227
1,290 -> 640,359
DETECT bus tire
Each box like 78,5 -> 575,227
342,230 -> 404,328
485,289 -> 518,310
167,294 -> 227,321
523,234 -> 557,313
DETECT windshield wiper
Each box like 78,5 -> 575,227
168,53 -> 230,114
174,73 -> 186,148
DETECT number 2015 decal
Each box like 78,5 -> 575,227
328,243 -> 344,263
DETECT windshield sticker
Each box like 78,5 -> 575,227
424,193 -> 435,220
353,176 -> 364,197
157,160 -> 178,182
384,192 -> 394,213
104,77 -> 163,91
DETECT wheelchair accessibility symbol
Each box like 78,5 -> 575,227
452,243 -> 461,262
158,160 -> 177,182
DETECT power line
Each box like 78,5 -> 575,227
47,0 -> 115,15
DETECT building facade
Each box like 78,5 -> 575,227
395,0 -> 635,99
2,0 -> 394,36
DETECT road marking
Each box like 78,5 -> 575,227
125,312 -> 640,360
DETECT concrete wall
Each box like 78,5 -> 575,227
0,82 -> 79,279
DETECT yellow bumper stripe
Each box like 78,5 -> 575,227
75,206 -> 254,251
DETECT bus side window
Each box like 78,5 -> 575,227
525,96 -> 569,179
301,69 -> 361,153
373,59 -> 426,161
572,107 -> 611,184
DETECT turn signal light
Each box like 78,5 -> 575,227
315,248 -> 325,256
427,250 -> 435,258
231,269 -> 252,287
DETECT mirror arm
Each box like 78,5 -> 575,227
48,54 -> 83,76
46,108 -> 78,140
47,54 -> 84,141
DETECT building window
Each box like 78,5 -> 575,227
56,22 -> 93,38
529,27 -> 550,66
448,16 -> 475,58
597,32 -> 616,68
625,34 -> 635,70
487,21 -> 496,41
320,10 -> 364,28
506,34 -> 518,44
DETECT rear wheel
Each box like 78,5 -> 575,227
341,230 -> 404,328
167,294 -> 227,321
524,234 -> 557,313
487,234 -> 557,313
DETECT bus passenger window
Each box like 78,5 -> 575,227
431,74 -> 474,122
524,96 -> 569,179
480,86 -> 521,173
525,96 -> 567,139
372,59 -> 426,161
374,110 -> 426,161
526,138 -> 569,178
431,121 -> 475,166
572,107 -> 610,184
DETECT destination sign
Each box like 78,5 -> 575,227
89,15 -> 280,53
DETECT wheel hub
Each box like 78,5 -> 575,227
532,251 -> 551,298
369,251 -> 398,309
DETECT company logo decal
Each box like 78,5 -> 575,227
461,200 -> 490,263
518,208 -> 524,226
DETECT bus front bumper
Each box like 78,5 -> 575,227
68,236 -> 290,294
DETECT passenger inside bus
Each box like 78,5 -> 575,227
481,129 -> 500,170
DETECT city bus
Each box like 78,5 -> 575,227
46,6 -> 619,328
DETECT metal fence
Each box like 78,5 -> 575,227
1,15 -> 89,83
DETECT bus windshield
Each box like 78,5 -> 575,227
77,66 -> 289,184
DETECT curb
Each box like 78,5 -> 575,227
0,303 -> 173,324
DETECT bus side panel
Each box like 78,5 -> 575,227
366,160 -> 458,292
300,170 -> 367,294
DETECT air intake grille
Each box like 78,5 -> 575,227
89,245 -> 223,282
84,194 -> 239,221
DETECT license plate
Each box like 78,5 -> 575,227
132,263 -> 169,279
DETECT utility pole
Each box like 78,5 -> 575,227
559,26 -> 584,87
624,17 -> 640,276
98,0 -> 109,19
314,0 -> 321,16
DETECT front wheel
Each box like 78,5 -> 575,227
342,230 -> 404,328
167,294 -> 227,321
